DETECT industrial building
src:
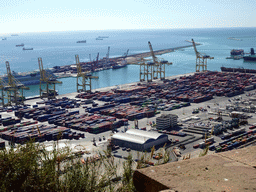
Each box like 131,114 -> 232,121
111,129 -> 168,151
156,114 -> 178,130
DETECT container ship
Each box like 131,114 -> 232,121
2,70 -> 57,86
221,67 -> 256,74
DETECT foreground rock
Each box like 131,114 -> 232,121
133,145 -> 256,192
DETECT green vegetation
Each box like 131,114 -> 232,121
0,140 -> 172,192
199,145 -> 209,157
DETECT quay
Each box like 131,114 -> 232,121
112,43 -> 199,64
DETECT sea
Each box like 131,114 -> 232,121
1,27 -> 256,97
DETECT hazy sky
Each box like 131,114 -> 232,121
1,0 -> 255,34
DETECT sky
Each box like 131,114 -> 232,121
1,0 -> 256,34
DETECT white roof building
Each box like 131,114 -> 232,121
111,129 -> 168,151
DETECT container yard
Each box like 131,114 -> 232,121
0,71 -> 256,163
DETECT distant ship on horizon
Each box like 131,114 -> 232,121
76,40 -> 86,43
16,43 -> 24,47
23,47 -> 33,50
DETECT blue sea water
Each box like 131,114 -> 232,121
1,27 -> 256,97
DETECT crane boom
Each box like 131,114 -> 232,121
191,39 -> 199,57
191,39 -> 214,72
148,41 -> 157,64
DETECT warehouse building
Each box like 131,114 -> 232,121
111,129 -> 168,151
156,114 -> 178,130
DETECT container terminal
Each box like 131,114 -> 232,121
0,40 -> 256,167
0,70 -> 256,163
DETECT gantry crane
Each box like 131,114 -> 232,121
138,58 -> 153,82
5,61 -> 29,106
38,57 -> 62,99
0,77 -> 9,106
191,39 -> 214,72
76,55 -> 98,92
148,41 -> 172,80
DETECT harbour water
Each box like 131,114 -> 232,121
1,27 -> 256,97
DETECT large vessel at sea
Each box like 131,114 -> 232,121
221,66 -> 256,73
16,43 -> 24,47
76,40 -> 86,43
2,70 -> 57,86
243,48 -> 256,61
230,49 -> 244,55
112,59 -> 127,69
23,48 -> 33,50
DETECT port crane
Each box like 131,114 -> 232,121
91,53 -> 100,71
0,77 -> 10,106
38,57 -> 62,99
75,54 -> 98,92
123,49 -> 129,58
191,39 -> 214,72
138,58 -> 153,82
148,41 -> 172,80
5,61 -> 29,106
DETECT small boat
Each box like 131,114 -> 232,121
96,38 -> 103,40
23,48 -> 33,50
16,43 -> 24,47
2,37 -> 7,40
11,34 -> 18,36
76,40 -> 86,43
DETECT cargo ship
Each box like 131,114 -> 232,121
230,49 -> 244,55
112,59 -> 127,69
221,67 -> 256,74
23,48 -> 33,50
2,70 -> 57,86
243,48 -> 256,61
16,43 -> 24,47
112,64 -> 127,69
76,40 -> 86,43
